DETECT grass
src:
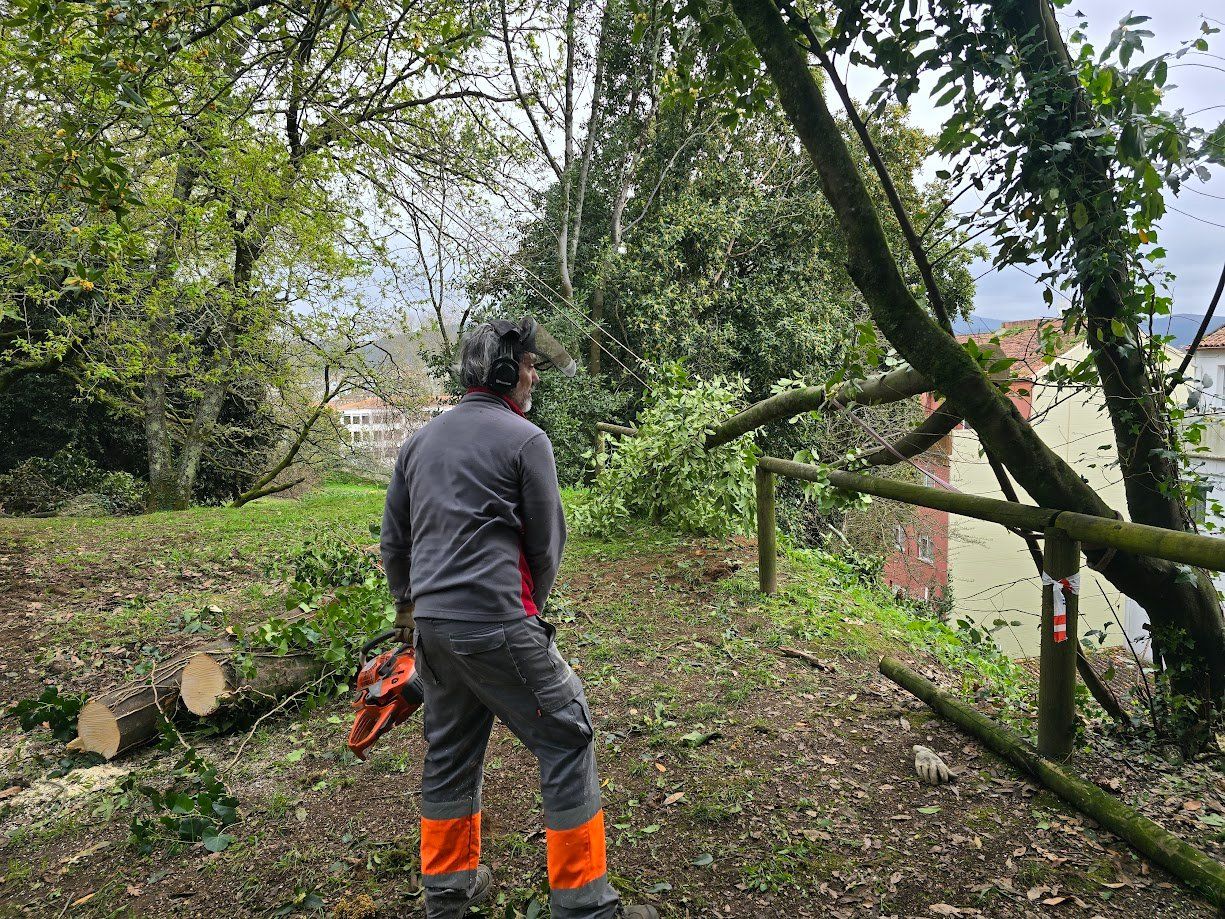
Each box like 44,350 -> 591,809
721,544 -> 1032,707
8,484 -> 387,571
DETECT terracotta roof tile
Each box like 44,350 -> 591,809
1198,325 -> 1225,349
333,397 -> 387,411
333,395 -> 454,412
955,318 -> 1070,377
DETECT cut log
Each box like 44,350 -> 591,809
880,656 -> 1225,909
72,607 -> 320,759
180,649 -> 325,716
76,656 -> 189,759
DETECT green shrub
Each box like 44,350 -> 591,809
0,448 -> 100,513
271,533 -> 382,589
570,364 -> 758,537
0,448 -> 146,515
97,471 -> 146,515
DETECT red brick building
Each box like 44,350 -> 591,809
881,319 -> 1061,603
881,424 -> 951,603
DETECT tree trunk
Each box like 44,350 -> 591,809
992,0 -> 1225,743
727,0 -> 1225,730
76,653 -> 196,758
708,364 -> 933,447
233,370 -> 344,507
143,156 -> 200,512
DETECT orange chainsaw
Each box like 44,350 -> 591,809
347,629 -> 424,760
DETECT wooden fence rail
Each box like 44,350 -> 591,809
758,456 -> 1225,573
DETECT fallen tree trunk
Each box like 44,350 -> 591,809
879,656 -> 1225,908
74,607 -> 321,758
76,655 -> 194,759
180,648 -> 326,716
706,364 -> 933,448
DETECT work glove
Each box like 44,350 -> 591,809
913,745 -> 951,785
393,602 -> 415,644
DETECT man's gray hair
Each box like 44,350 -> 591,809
457,322 -> 518,389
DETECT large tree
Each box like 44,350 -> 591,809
483,16 -> 977,486
1,0 -> 501,508
716,0 -> 1225,742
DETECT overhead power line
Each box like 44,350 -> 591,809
318,108 -> 656,391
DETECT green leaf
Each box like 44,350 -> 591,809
202,830 -> 233,852
1205,121 -> 1225,167
680,729 -> 720,746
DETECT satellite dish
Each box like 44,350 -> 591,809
1188,389 -> 1204,410
1203,374 -> 1214,390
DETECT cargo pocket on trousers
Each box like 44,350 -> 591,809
534,695 -> 594,748
450,627 -> 526,687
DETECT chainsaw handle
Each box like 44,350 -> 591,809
360,628 -> 397,657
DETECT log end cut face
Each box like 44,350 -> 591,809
180,652 -> 230,716
76,700 -> 121,760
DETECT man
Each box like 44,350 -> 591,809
381,318 -> 657,919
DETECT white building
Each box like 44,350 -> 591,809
333,395 -> 451,467
1186,326 -> 1225,594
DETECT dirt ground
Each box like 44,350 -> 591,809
1,497 -> 1222,918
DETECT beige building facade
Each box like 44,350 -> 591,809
947,321 -> 1181,660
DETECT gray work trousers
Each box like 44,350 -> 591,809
413,616 -> 620,919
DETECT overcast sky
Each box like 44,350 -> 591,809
849,2 -> 1223,322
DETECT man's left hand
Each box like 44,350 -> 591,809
393,602 -> 415,643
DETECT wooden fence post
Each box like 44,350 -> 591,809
1038,527 -> 1080,759
755,465 -> 777,594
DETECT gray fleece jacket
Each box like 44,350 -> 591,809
380,390 -> 567,621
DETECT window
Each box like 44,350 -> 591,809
894,525 -> 906,552
917,535 -> 934,563
1191,487 -> 1208,526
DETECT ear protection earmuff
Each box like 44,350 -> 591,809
485,319 -> 533,393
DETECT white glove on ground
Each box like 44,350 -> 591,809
913,745 -> 951,785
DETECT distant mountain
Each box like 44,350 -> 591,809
952,313 -> 1213,349
1159,313 -> 1214,349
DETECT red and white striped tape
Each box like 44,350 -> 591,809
1040,572 -> 1080,643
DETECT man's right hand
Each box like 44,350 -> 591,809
393,602 -> 415,643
